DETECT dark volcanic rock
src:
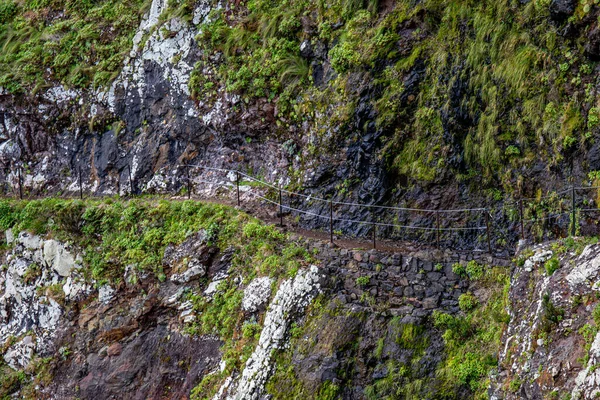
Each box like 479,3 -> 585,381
588,140 -> 600,171
549,0 -> 576,20
65,325 -> 220,400
585,25 -> 600,60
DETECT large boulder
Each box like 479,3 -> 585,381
549,0 -> 576,20
242,277 -> 273,313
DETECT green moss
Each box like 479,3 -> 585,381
544,257 -> 560,276
0,0 -> 152,92
355,275 -> 370,287
459,292 -> 479,312
364,320 -> 432,399
452,260 -> 484,280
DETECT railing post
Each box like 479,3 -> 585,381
186,165 -> 191,199
329,199 -> 333,244
279,188 -> 283,227
236,171 -> 240,206
436,211 -> 440,249
78,166 -> 83,200
371,210 -> 376,250
519,199 -> 525,240
18,165 -> 22,200
571,185 -> 576,237
485,209 -> 492,254
372,224 -> 376,250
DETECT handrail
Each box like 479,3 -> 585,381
8,160 -> 600,254
183,163 -> 495,254
186,164 -> 488,213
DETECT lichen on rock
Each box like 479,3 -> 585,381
215,265 -> 322,400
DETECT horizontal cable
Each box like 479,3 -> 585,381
235,170 -> 487,213
187,163 -> 600,216
249,188 -> 487,232
522,211 -> 571,223
191,179 -> 234,188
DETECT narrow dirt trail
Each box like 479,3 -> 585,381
170,194 -> 472,256
6,191 -> 494,257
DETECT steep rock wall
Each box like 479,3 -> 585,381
492,239 -> 600,399
0,197 -> 508,399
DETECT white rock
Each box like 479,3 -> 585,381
4,335 -> 35,369
170,261 -> 206,283
204,279 -> 224,298
523,249 -> 553,272
43,239 -> 78,277
165,287 -> 186,305
62,277 -> 88,301
42,86 -> 79,104
572,329 -> 600,398
0,139 -> 21,162
100,0 -> 212,117
98,285 -> 115,304
567,244 -> 600,290
221,266 -> 322,400
18,232 -> 42,250
242,277 -> 273,313
204,270 -> 230,298
5,229 -> 14,245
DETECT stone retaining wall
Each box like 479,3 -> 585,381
292,235 -> 510,322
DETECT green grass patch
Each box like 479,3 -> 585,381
0,0 -> 153,92
432,265 -> 510,398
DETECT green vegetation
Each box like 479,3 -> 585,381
0,349 -> 53,397
432,266 -> 510,398
264,295 -> 346,399
540,293 -> 564,334
1,198 -> 245,283
544,257 -> 560,276
186,0 -> 600,194
577,302 -> 600,367
0,0 -> 598,199
0,0 -> 152,92
0,198 -> 318,399
459,292 -> 479,312
355,275 -> 370,287
364,321 -> 432,399
0,198 -> 314,286
452,260 -> 484,280
550,236 -> 599,256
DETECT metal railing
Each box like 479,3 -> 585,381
5,162 -> 600,254
177,163 -> 495,251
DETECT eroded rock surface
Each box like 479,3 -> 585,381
0,230 -> 224,398
491,242 -> 600,399
0,231 -> 87,371
217,266 -> 323,400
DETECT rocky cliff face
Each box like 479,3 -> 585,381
491,237 -> 600,399
0,198 -> 514,399
0,0 -> 294,198
5,198 -> 600,399
5,0 -> 600,396
4,0 -> 600,248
